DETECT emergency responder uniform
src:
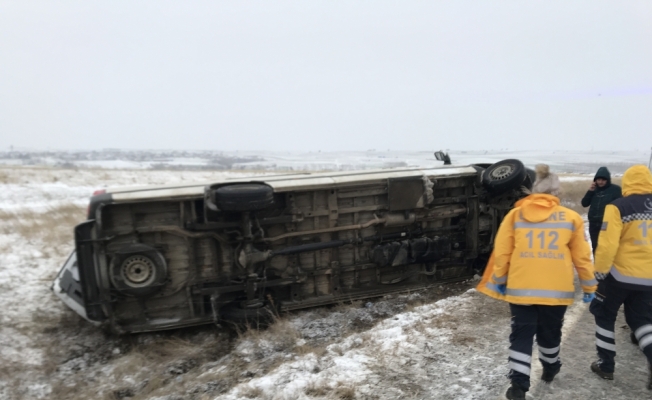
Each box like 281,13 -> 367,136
590,165 -> 652,388
581,167 -> 622,253
485,174 -> 596,400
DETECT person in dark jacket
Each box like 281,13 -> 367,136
581,167 -> 622,253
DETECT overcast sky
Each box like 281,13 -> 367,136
1,1 -> 651,152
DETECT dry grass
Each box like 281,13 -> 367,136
69,317 -> 301,400
48,328 -> 234,400
0,165 -> 77,184
305,381 -> 330,397
236,318 -> 301,355
0,165 -> 272,187
0,203 -> 89,399
332,385 -> 356,400
296,343 -> 328,357
0,169 -> 8,184
240,385 -> 264,398
329,344 -> 345,356
558,180 -> 589,214
0,204 -> 85,257
304,381 -> 356,399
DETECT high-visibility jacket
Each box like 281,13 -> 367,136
476,196 -> 530,301
595,165 -> 652,290
484,193 -> 596,305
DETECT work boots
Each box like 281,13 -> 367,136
541,369 -> 559,383
505,384 -> 526,400
591,361 -> 614,380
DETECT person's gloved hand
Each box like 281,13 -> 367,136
583,292 -> 596,303
496,284 -> 507,295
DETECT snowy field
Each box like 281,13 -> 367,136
1,149 -> 649,174
0,164 -> 650,400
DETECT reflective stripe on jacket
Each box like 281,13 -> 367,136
595,165 -> 652,290
489,194 -> 596,305
477,252 -> 506,300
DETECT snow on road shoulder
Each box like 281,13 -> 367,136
219,290 -> 512,400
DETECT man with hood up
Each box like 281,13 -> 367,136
581,167 -> 622,253
484,165 -> 596,400
590,165 -> 652,389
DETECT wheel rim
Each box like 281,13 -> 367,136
121,255 -> 156,287
489,164 -> 514,180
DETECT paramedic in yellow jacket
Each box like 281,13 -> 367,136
590,165 -> 652,389
486,165 -> 596,400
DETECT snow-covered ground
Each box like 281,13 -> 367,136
0,165 -> 650,400
0,167 -> 257,399
1,149 -> 649,174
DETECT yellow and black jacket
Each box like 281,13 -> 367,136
483,193 -> 596,305
595,165 -> 652,290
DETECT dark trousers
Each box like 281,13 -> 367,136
590,280 -> 652,373
508,304 -> 567,391
588,221 -> 602,254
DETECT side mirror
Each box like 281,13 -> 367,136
434,151 -> 451,165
